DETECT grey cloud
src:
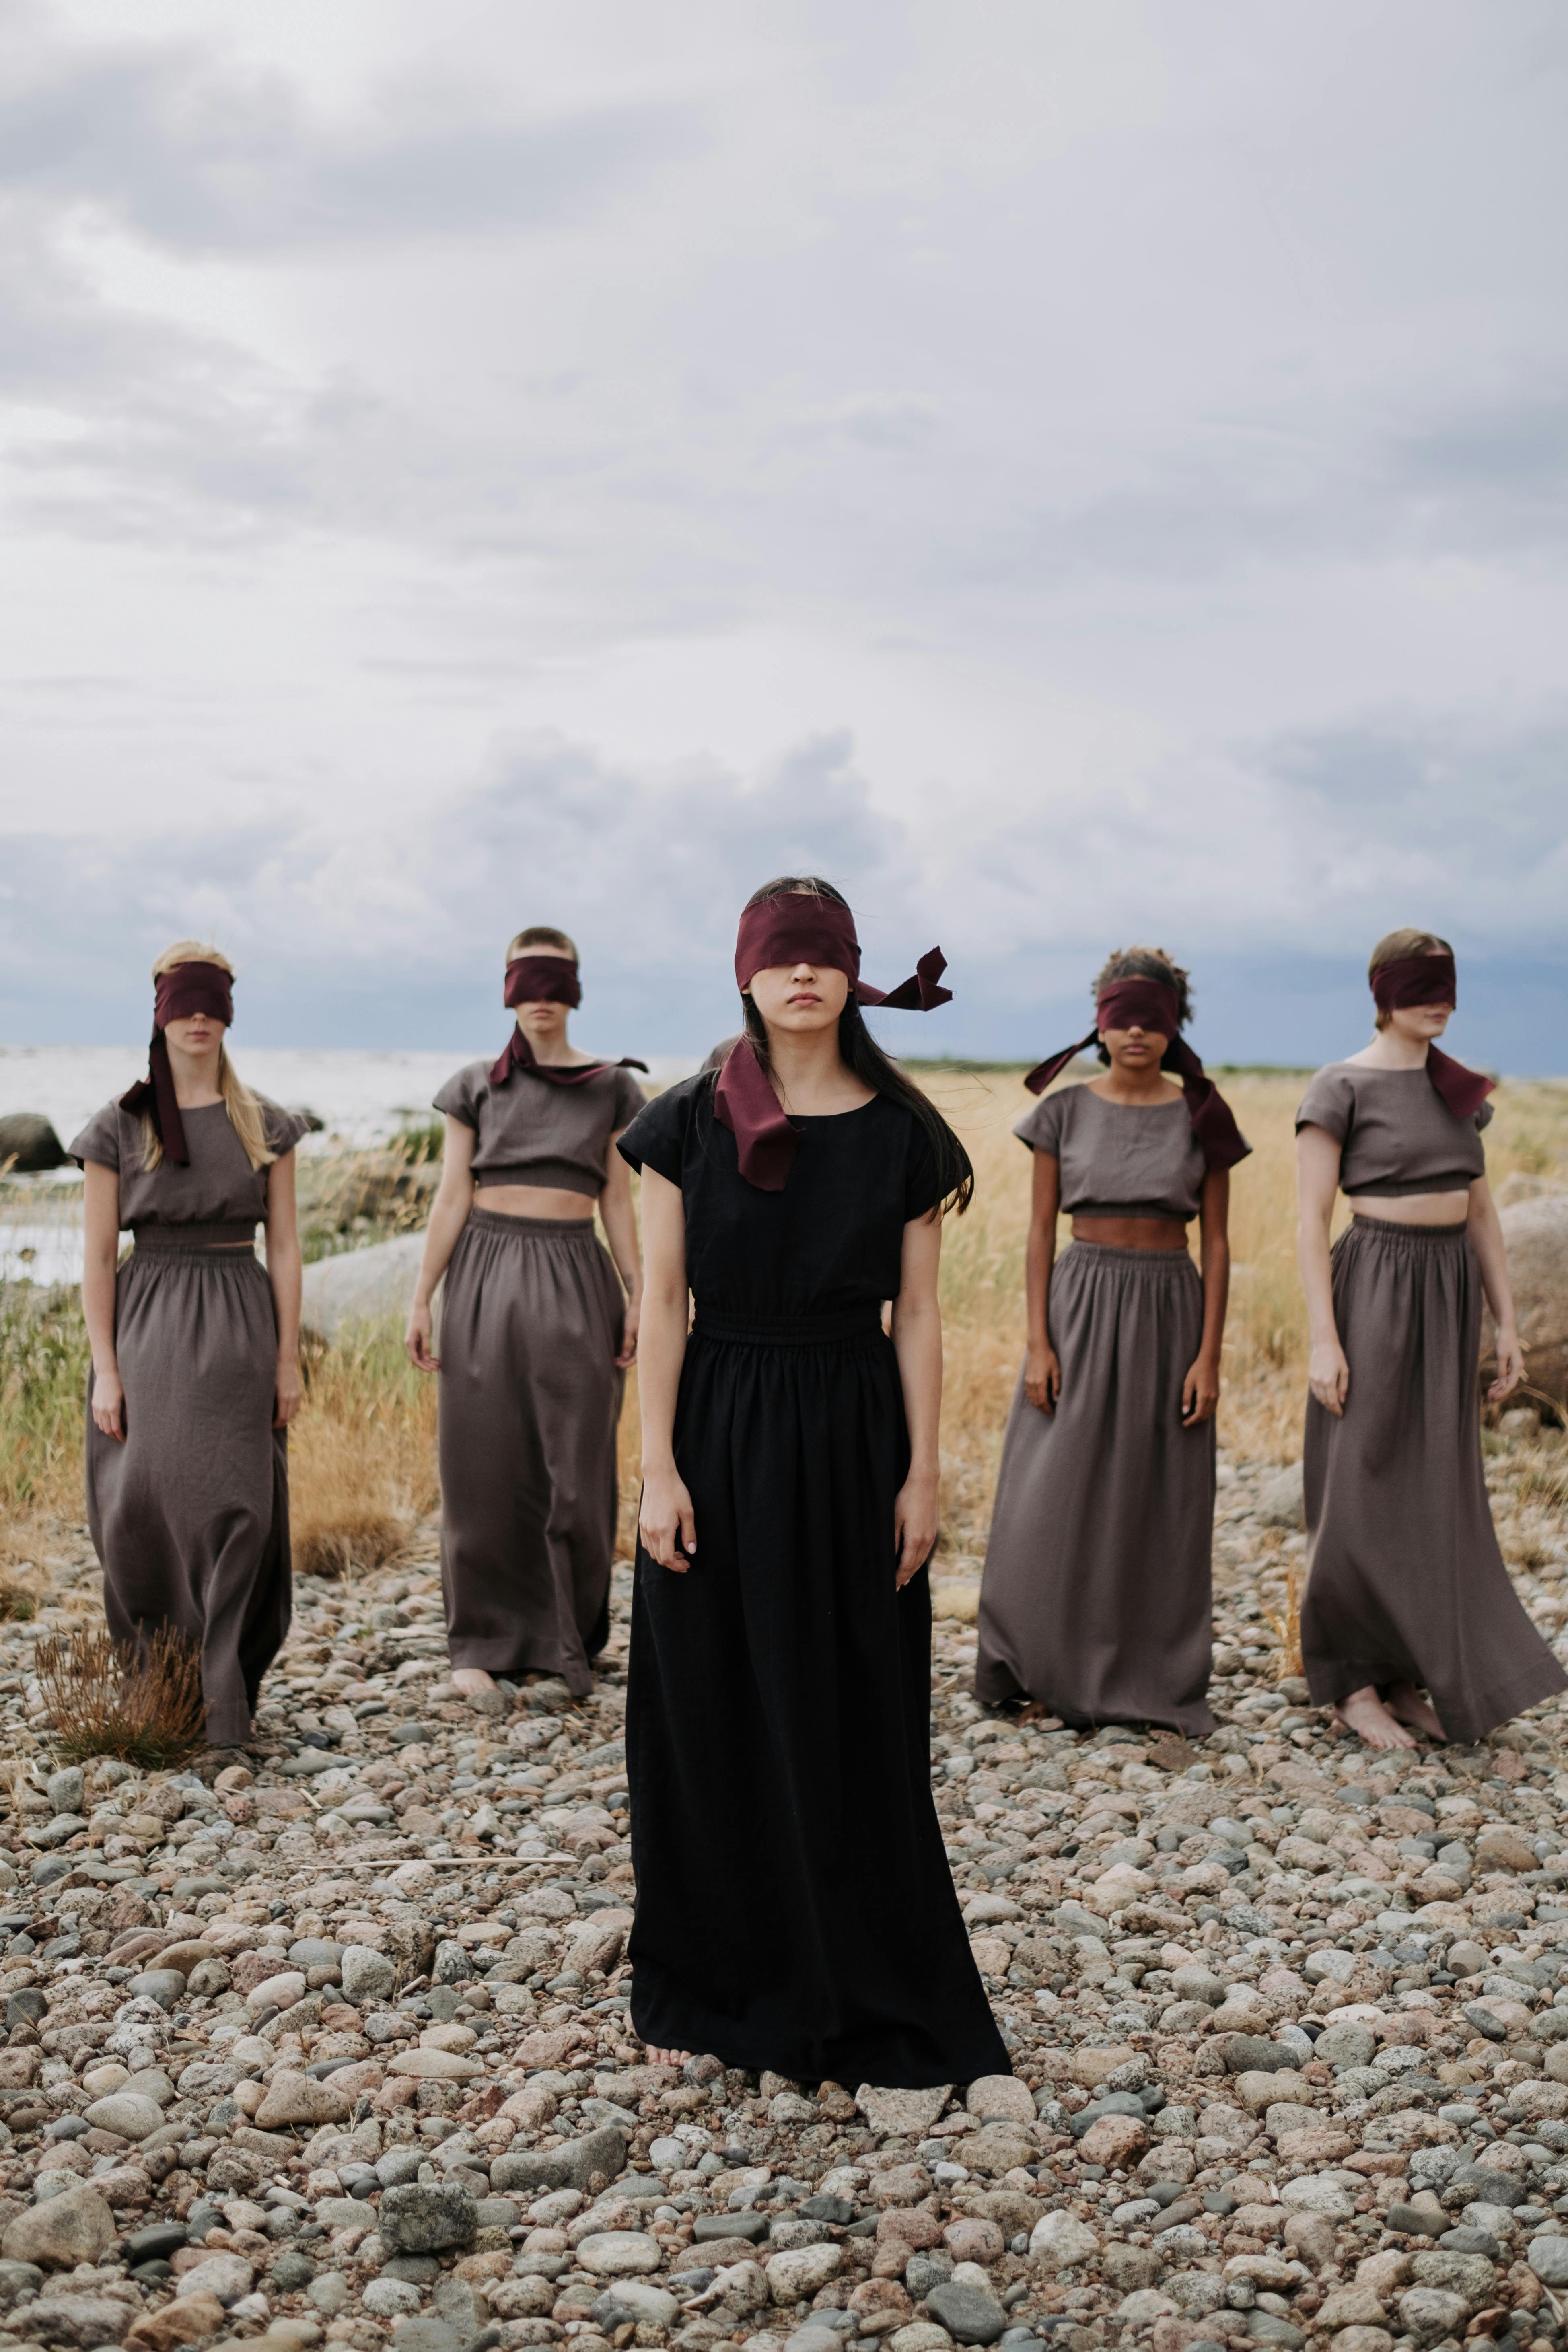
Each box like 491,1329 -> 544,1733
0,30 -> 697,252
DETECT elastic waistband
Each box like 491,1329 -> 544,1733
691,1304 -> 885,1346
132,1222 -> 256,1254
1064,1238 -> 1196,1267
1342,1214 -> 1469,1246
467,1206 -> 598,1239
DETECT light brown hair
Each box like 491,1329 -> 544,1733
140,941 -> 275,1174
506,926 -> 579,963
1368,928 -> 1452,1028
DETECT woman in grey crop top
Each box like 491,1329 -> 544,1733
405,927 -> 648,1706
1292,929 -> 1560,1751
976,945 -> 1250,1735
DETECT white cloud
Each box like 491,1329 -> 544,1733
0,0 -> 1566,1060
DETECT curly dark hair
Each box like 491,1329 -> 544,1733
1090,945 -> 1193,1065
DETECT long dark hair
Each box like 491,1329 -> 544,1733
727,876 -> 974,1215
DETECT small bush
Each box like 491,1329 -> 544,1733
0,1579 -> 38,1622
36,1622 -> 207,1768
296,1511 -> 410,1580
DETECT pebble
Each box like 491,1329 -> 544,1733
2,1442 -> 1568,2352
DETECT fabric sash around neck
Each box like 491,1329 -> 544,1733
1023,975 -> 1250,1174
490,959 -> 646,1089
119,961 -> 234,1168
1369,953 -> 1494,1121
715,898 -> 951,1190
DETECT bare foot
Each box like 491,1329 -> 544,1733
451,1668 -> 497,1696
1386,1682 -> 1447,1741
643,2045 -> 693,2067
1332,1684 -> 1417,1750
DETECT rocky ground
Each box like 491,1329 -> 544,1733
0,1426 -> 1566,2352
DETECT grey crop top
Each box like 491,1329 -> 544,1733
1013,1083 -> 1208,1222
434,1059 -> 647,1200
1295,1062 -> 1491,1198
69,1094 -> 308,1231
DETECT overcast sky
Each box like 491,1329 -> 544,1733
2,0 -> 1566,1068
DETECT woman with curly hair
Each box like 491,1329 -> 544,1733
976,946 -> 1249,1734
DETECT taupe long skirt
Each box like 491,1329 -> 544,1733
439,1208 -> 626,1696
976,1241 -> 1215,1734
86,1231 -> 291,1750
1302,1216 -> 1565,1741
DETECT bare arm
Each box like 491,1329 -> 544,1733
1468,1174 -> 1523,1399
891,1210 -> 944,1590
264,1150 -> 304,1428
405,1117 -> 477,1373
635,1168 -> 695,1571
1023,1148 -> 1061,1413
600,1132 -> 644,1370
1296,1123 -> 1348,1416
1183,1166 -> 1231,1425
82,1161 -> 125,1441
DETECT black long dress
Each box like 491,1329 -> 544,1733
616,1078 -> 1006,2089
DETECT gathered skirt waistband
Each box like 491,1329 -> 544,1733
1342,1214 -> 1469,1249
691,1304 -> 884,1347
1062,1238 -> 1198,1271
465,1206 -> 600,1242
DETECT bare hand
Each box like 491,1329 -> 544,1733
274,1356 -> 303,1429
1489,1328 -> 1525,1401
616,1298 -> 641,1370
91,1368 -> 126,1442
1181,1352 -> 1220,1424
640,1464 -> 696,1572
894,1469 -> 938,1590
1309,1340 -> 1349,1417
1024,1341 -> 1060,1414
405,1300 -> 439,1373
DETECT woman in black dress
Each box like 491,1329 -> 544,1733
617,878 -> 1007,2087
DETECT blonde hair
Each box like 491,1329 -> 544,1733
1368,927 -> 1453,1029
140,941 -> 276,1174
506,926 -> 579,964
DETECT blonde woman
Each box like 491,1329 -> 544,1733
407,927 -> 645,1701
71,946 -> 307,1752
1296,928 -> 1564,1749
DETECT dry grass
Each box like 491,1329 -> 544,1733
3,1070 -> 1567,1583
1266,1559 -> 1306,1681
36,1622 -> 208,1767
290,1324 -> 438,1579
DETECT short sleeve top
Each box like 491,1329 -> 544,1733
434,1060 -> 647,1200
69,1094 -> 308,1231
616,1077 -> 940,1316
1013,1083 -> 1206,1222
1294,1062 -> 1492,1197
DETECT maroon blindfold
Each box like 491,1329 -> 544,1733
1023,975 -> 1251,1174
119,961 -> 235,1167
1370,952 -> 1493,1121
504,956 -> 583,1010
718,899 -> 952,1189
491,957 -> 647,1089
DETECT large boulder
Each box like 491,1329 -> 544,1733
0,1114 -> 66,1173
300,1234 -> 430,1342
1483,1191 -> 1568,1403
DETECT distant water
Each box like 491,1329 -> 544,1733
0,1042 -> 696,1286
